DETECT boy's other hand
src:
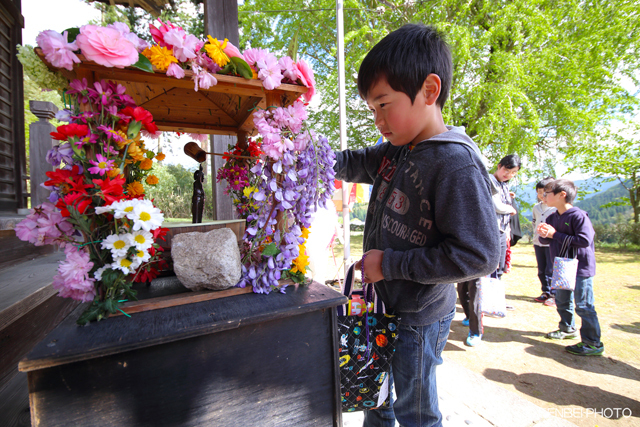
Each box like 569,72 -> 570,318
356,249 -> 384,283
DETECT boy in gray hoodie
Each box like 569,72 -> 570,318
334,24 -> 500,427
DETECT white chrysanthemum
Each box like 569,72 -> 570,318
131,230 -> 154,251
131,249 -> 151,269
93,266 -> 107,281
95,204 -> 114,215
112,199 -> 136,219
128,200 -> 164,232
101,233 -> 134,258
112,256 -> 134,275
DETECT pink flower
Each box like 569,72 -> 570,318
257,53 -> 284,90
36,30 -> 81,71
141,129 -> 162,139
52,245 -> 96,303
108,22 -> 149,52
191,64 -> 217,91
15,203 -> 74,247
295,59 -> 316,102
88,154 -> 115,176
223,41 -> 245,61
166,63 -> 185,79
188,133 -> 209,143
149,19 -> 183,48
76,25 -> 139,68
243,48 -> 267,67
163,28 -> 199,62
279,56 -> 300,83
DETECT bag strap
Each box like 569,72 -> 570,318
560,235 -> 576,258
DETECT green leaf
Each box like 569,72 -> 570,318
63,27 -> 81,44
104,298 -> 120,314
131,53 -> 154,73
287,28 -> 300,62
217,61 -> 236,75
230,56 -> 253,79
261,242 -> 280,257
76,302 -> 102,326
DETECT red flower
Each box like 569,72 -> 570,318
92,175 -> 126,204
152,227 -> 168,241
56,192 -> 92,217
68,176 -> 93,195
44,165 -> 83,191
119,106 -> 158,134
50,123 -> 89,141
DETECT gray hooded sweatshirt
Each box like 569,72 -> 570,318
334,126 -> 500,325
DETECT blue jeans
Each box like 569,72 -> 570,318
555,276 -> 602,346
363,309 -> 455,427
533,245 -> 553,294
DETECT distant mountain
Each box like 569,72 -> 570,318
514,177 -> 620,220
575,182 -> 633,224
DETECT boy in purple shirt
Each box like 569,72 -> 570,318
537,179 -> 604,356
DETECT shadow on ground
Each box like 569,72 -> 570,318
483,368 -> 640,420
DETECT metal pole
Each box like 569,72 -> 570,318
336,0 -> 350,276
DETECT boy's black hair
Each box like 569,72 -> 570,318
498,154 -> 522,170
357,23 -> 453,109
545,178 -> 577,204
536,176 -> 555,190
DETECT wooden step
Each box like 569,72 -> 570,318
0,230 -> 53,270
0,252 -> 79,427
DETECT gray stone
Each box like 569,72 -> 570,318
171,228 -> 241,291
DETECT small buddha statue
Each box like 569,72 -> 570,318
192,164 -> 205,223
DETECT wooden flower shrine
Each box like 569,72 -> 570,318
35,48 -> 307,137
18,47 -> 348,427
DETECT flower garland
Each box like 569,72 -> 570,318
15,78 -> 168,325
237,101 -> 335,293
33,20 -> 315,100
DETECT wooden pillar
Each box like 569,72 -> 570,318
205,0 -> 239,221
28,101 -> 58,208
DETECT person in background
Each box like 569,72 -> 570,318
489,154 -> 520,280
532,176 -> 557,306
334,23 -> 500,427
538,179 -> 604,356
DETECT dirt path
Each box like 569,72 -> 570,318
444,244 -> 640,427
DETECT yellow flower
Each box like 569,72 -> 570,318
204,36 -> 230,67
155,152 -> 166,161
143,45 -> 178,71
115,131 -> 130,149
140,158 -> 153,170
290,243 -> 309,275
301,227 -> 310,239
126,181 -> 145,197
145,175 -> 159,185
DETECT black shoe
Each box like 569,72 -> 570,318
566,342 -> 604,356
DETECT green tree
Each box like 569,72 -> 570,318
239,0 -> 640,173
83,0 -> 204,39
567,124 -> 640,223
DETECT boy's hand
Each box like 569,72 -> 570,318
509,206 -> 517,216
356,249 -> 384,283
537,223 -> 556,238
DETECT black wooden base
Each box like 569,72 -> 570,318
20,282 -> 347,427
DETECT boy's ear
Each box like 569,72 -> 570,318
422,74 -> 442,106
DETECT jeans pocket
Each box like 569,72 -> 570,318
435,310 -> 455,359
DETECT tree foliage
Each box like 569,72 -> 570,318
238,0 -> 640,172
567,123 -> 640,222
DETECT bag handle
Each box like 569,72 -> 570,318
560,235 -> 576,258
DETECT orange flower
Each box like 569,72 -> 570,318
145,175 -> 159,185
140,158 -> 153,170
155,152 -> 166,161
126,181 -> 145,197
127,143 -> 146,162
107,167 -> 122,179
